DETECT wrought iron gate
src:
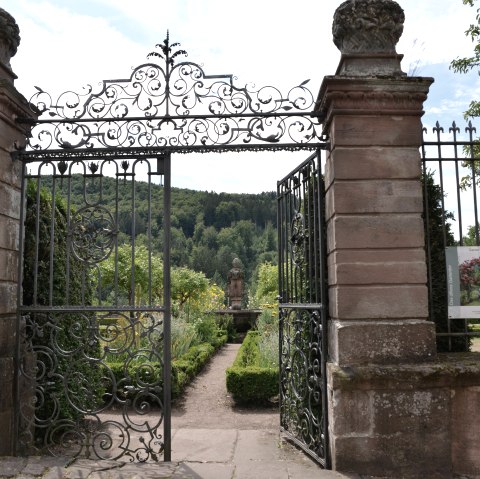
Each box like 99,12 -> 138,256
14,154 -> 172,461
13,33 -> 328,462
277,150 -> 329,467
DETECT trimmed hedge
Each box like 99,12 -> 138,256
106,333 -> 227,401
226,331 -> 279,404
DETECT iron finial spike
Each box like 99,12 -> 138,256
433,121 -> 444,134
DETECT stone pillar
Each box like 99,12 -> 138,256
0,8 -> 35,456
317,1 -> 451,476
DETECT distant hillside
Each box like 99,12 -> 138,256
38,175 -> 278,288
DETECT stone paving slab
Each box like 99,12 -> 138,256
171,428 -> 237,463
233,429 -> 282,462
179,462 -> 234,479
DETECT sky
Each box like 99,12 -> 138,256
2,0 -> 480,193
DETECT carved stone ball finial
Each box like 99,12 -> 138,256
333,0 -> 405,55
0,8 -> 20,67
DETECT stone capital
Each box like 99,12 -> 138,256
332,0 -> 406,76
317,76 -> 434,134
333,0 -> 404,55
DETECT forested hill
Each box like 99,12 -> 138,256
49,175 -> 278,289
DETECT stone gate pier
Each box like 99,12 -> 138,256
0,8 -> 36,456
319,1 -> 480,477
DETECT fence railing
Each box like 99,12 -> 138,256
422,121 -> 480,352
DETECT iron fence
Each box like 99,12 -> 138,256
422,121 -> 480,352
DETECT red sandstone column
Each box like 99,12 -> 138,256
317,1 -> 439,473
0,8 -> 36,455
318,1 -> 435,368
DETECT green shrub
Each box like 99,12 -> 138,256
226,331 -> 278,404
226,367 -> 278,404
105,336 -> 228,401
216,314 -> 237,342
254,310 -> 279,368
232,331 -> 260,367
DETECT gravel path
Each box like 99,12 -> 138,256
172,343 -> 278,430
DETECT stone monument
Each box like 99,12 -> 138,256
215,258 -> 260,336
227,258 -> 244,310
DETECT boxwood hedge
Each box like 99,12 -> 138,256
226,331 -> 279,404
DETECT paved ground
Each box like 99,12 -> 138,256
0,344 -> 362,478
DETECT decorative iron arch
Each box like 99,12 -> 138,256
14,32 -> 327,161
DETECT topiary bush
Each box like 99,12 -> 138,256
226,331 -> 279,404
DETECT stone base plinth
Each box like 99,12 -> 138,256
329,319 -> 436,366
328,353 -> 480,478
214,310 -> 261,333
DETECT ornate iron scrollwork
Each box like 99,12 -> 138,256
70,206 -> 116,264
18,310 -> 165,461
16,34 -> 324,159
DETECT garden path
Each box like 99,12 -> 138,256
171,343 -> 278,430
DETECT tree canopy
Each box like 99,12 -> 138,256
451,0 -> 480,119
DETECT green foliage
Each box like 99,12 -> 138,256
463,224 -> 480,245
250,263 -> 278,309
171,267 -> 209,314
255,310 -> 279,369
44,175 -> 278,287
451,0 -> 480,84
96,243 -> 163,306
450,1 -> 480,187
171,315 -> 198,359
107,338 -> 227,400
232,331 -> 261,367
226,367 -> 278,405
216,314 -> 237,342
226,331 -> 279,404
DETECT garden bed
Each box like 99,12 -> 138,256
106,330 -> 227,401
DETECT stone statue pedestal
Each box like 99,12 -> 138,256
215,309 -> 261,336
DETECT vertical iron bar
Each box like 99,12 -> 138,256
421,129 -> 434,327
48,171 -> 56,306
131,165 -> 136,308
148,164 -> 153,306
312,159 -> 320,305
163,152 -> 172,461
434,123 -> 452,350
277,180 -> 284,430
65,169 -> 72,305
33,175 -> 42,306
450,123 -> 463,244
302,167 -> 310,304
114,168 -> 120,307
467,123 -> 480,245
